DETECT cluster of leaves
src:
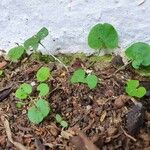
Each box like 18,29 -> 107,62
125,80 -> 146,98
7,27 -> 49,62
55,114 -> 68,128
15,66 -> 51,124
71,69 -> 98,89
125,42 -> 150,69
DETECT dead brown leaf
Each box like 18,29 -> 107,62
70,130 -> 99,150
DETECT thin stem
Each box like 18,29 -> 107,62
39,42 -> 68,71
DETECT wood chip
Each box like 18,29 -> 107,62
100,111 -> 107,122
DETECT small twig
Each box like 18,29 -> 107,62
121,126 -> 137,142
104,60 -> 132,79
49,83 -> 61,94
39,42 -> 68,71
113,60 -> 132,75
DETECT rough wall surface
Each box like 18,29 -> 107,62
0,0 -> 150,54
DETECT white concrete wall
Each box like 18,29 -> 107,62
0,0 -> 150,54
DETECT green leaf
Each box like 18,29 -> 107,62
0,70 -> 4,77
85,74 -> 98,89
36,27 -> 49,41
37,83 -> 50,96
24,36 -> 39,51
36,67 -> 51,82
88,23 -> 118,50
15,83 -> 32,100
16,102 -> 24,108
125,80 -> 146,98
55,114 -> 63,123
27,99 -> 50,124
60,120 -> 68,128
7,46 -> 25,62
24,27 -> 49,51
71,69 -> 86,83
125,42 -> 150,69
135,87 -> 147,98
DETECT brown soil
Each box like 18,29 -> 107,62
0,54 -> 150,150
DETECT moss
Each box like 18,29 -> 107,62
29,52 -> 112,68
29,52 -> 55,63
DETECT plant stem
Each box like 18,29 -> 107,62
39,42 -> 68,71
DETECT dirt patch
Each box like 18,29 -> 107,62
0,54 -> 150,150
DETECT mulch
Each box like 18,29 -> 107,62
0,54 -> 150,150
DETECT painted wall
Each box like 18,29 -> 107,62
0,0 -> 150,54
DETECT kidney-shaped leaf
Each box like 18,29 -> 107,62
15,83 -> 32,100
88,23 -> 118,50
125,80 -> 146,98
37,83 -> 50,96
27,99 -> 50,124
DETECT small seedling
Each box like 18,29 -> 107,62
71,68 -> 98,89
37,83 -> 50,97
27,99 -> 51,124
55,114 -> 68,128
15,83 -> 32,100
125,80 -> 146,98
88,23 -> 118,50
36,66 -> 51,82
15,66 -> 52,124
7,27 -> 49,62
16,102 -> 24,108
125,42 -> 150,69
24,27 -> 49,51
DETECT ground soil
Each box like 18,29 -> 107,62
0,54 -> 150,150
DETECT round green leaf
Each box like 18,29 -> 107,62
20,83 -> 32,94
36,67 -> 51,82
15,88 -> 28,100
85,74 -> 98,89
37,83 -> 50,96
88,23 -> 118,50
27,99 -> 50,124
55,114 -> 63,123
7,46 -> 25,62
71,69 -> 86,83
60,120 -> 68,128
15,83 -> 32,100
